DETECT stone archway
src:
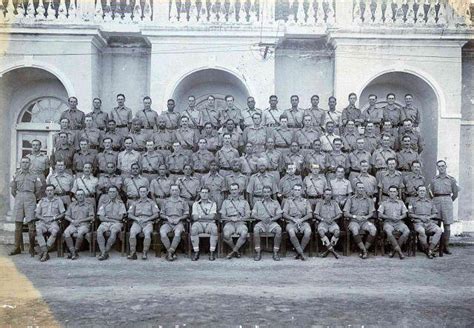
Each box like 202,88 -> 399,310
359,71 -> 439,181
171,68 -> 250,112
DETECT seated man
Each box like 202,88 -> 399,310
127,186 -> 160,260
190,187 -> 218,261
34,184 -> 66,262
282,184 -> 313,261
96,186 -> 127,261
314,188 -> 342,259
63,189 -> 94,260
220,183 -> 251,259
160,184 -> 190,261
408,185 -> 442,259
252,186 -> 283,261
343,182 -> 376,259
378,185 -> 410,260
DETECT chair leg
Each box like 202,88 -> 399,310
309,234 -> 314,257
281,233 -> 287,257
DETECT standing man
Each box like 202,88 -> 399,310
324,96 -> 342,135
96,186 -> 127,261
382,93 -> 402,127
71,162 -> 98,208
201,161 -> 226,209
101,120 -> 123,151
278,163 -> 302,200
273,115 -> 294,155
152,117 -> 176,157
224,159 -> 249,196
96,162 -> 123,208
348,138 -> 372,182
314,188 -> 342,259
320,121 -> 340,153
150,165 -> 172,208
325,138 -> 349,181
216,133 -> 240,177
191,138 -> 215,180
127,186 -> 160,260
429,160 -> 459,255
403,160 -> 425,205
199,95 -> 220,129
160,99 -> 180,130
60,96 -> 85,131
176,164 -> 200,208
110,94 -> 133,137
247,161 -> 279,207
304,140 -> 327,175
263,95 -> 283,127
89,97 -> 109,131
341,93 -> 363,128
242,96 -> 262,129
371,134 -> 397,174
304,94 -> 326,129
166,141 -> 190,182
241,112 -> 269,154
220,183 -> 251,259
283,95 -> 304,128
350,160 -> 377,200
400,94 -> 421,128
136,96 -> 159,131
117,137 -> 141,177
175,116 -> 198,155
397,135 -> 422,174
53,118 -> 75,149
97,137 -> 118,175
51,131 -> 75,174
122,163 -> 149,206
34,184 -> 65,262
252,185 -> 283,261
140,140 -> 164,182
181,95 -> 200,130
303,163 -> 328,208
78,115 -> 101,151
27,139 -> 50,184
283,184 -> 313,261
190,187 -> 218,261
329,166 -> 353,207
294,115 -> 322,152
219,95 -> 243,128
73,139 -> 98,175
362,94 -> 383,129
9,157 -> 42,256
377,158 -> 404,201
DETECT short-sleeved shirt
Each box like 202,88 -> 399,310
242,125 -> 270,147
304,108 -> 326,128
191,150 -> 215,172
329,178 -> 352,196
247,172 -> 279,196
97,174 -> 123,192
273,127 -> 294,148
175,128 -> 198,149
350,173 -> 377,196
278,174 -> 303,198
263,108 -> 284,126
348,150 -> 372,171
78,128 -> 101,148
199,107 -> 220,128
403,173 -> 425,197
252,198 -> 282,220
128,198 -> 159,220
326,152 -> 349,171
343,195 -> 375,219
176,176 -> 200,200
397,149 -> 421,171
314,199 -> 342,224
47,172 -> 74,194
51,146 -> 75,170
101,131 -> 123,150
342,131 -> 360,152
72,175 -> 98,196
73,151 -> 97,172
224,173 -> 248,193
98,199 -> 127,221
166,152 -> 190,173
324,110 -> 342,127
371,148 -> 397,169
200,131 -> 219,152
400,106 -> 421,126
362,107 -> 384,125
11,170 -> 42,193
192,200 -> 217,220
97,150 -> 118,173
283,197 -> 312,218
128,131 -> 151,151
429,175 -> 458,196
161,197 -> 189,218
240,154 -> 261,176
117,150 -> 141,173
219,108 -> 243,126
150,177 -> 172,198
362,133 -> 379,153
341,106 -> 361,125
141,151 -> 164,172
152,129 -> 175,149
284,153 -> 305,172
283,108 -> 304,128
303,174 -> 328,197
123,175 -> 149,198
408,197 -> 438,224
304,151 -> 327,171
220,197 -> 251,219
136,109 -> 159,129
27,153 -> 50,176
378,198 -> 407,223
294,128 -> 321,148
217,129 -> 241,149
201,173 -> 225,194
90,110 -> 109,130
36,197 -> 65,222
66,200 -> 94,222
320,134 -> 339,152
382,106 -> 402,126
242,108 -> 262,128
378,171 -> 404,194
181,108 -> 200,129
110,106 -> 133,127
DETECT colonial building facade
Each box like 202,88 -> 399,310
0,0 -> 473,239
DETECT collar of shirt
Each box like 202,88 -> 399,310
81,175 -> 92,180
44,196 -> 57,203
387,198 -> 399,203
323,199 -> 332,205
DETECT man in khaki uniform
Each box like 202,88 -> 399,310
350,160 -> 377,199
371,134 -> 397,173
216,133 -> 240,177
96,186 -> 127,261
282,184 -> 313,261
224,160 -> 248,196
283,95 -> 304,128
329,166 -> 353,207
247,161 -> 279,207
377,158 -> 404,201
303,163 -> 328,207
160,184 -> 190,261
314,188 -> 342,259
110,93 -> 133,137
283,142 -> 305,175
27,139 -> 50,183
273,115 -> 294,155
166,141 -> 190,182
78,115 -> 101,151
325,138 -> 349,181
47,160 -> 74,208
181,95 -> 200,130
122,163 -> 149,206
89,97 -> 109,131
160,99 -> 180,130
241,112 -> 270,154
304,94 -> 326,129
304,140 -> 327,175
140,140 -> 164,182
176,164 -> 200,207
242,96 -> 262,129
175,116 -> 198,155
9,157 -> 42,256
150,165 -> 172,208
324,96 -> 342,135
348,138 -> 372,182
63,189 -> 94,260
263,95 -> 284,127
190,187 -> 218,261
97,162 -> 123,208
71,162 -> 98,208
118,137 -> 141,177
220,183 -> 251,259
97,137 -> 118,175
278,163 -> 302,200
191,138 -> 215,180
199,95 -> 220,129
127,118 -> 151,152
73,139 -> 98,175
101,120 -> 123,151
201,161 -> 226,209
135,96 -> 159,131
35,184 -> 66,262
152,117 -> 176,157
403,160 -> 425,205
60,96 -> 85,131
127,186 -> 160,260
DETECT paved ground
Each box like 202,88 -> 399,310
1,245 -> 473,327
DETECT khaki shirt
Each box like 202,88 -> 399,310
320,134 -> 340,152
220,197 -> 251,220
192,200 -> 217,220
97,150 -> 118,172
224,173 -> 248,193
378,198 -> 407,223
181,109 -> 200,129
378,171 -> 404,195
382,106 -> 402,127
141,151 -> 164,172
201,173 -> 225,194
342,131 -> 360,152
314,199 -> 342,224
403,173 -> 425,197
242,125 -> 270,147
400,106 -> 421,126
60,109 -> 85,130
11,170 -> 42,194
73,151 -> 97,172
98,199 -> 126,221
343,195 -> 375,220
303,174 -> 328,197
216,147 -> 240,169
199,107 -> 220,128
397,149 -> 421,171
283,108 -> 304,128
371,148 -> 397,169
175,128 -> 198,149
242,108 -> 262,128
304,151 -> 327,171
159,112 -> 180,130
329,178 -> 352,197
263,108 -> 284,126
283,153 -> 305,172
362,133 -> 379,153
78,128 -> 101,148
278,174 -> 303,198
304,108 -> 326,128
136,109 -> 159,129
429,175 -> 459,196
191,150 -> 215,172
97,174 -> 123,193
252,198 -> 282,220
283,197 -> 312,218
51,147 -> 75,171
166,152 -> 190,173
294,128 -> 321,148
247,172 -> 279,196
110,106 -> 133,127
350,173 -> 377,196
348,150 -> 371,171
27,153 -> 50,176
341,105 -> 361,126
128,198 -> 159,222
326,151 -> 349,172
273,127 -> 294,148
362,107 -> 384,125
262,149 -> 283,172
90,110 -> 109,130
36,197 -> 65,222
200,131 -> 219,152
117,150 -> 141,173
240,154 -> 260,176
152,129 -> 175,149
150,177 -> 172,198
101,131 -> 123,150
176,176 -> 200,200
72,175 -> 98,196
324,110 -> 342,128
408,197 -> 438,224
128,131 -> 151,151
219,108 -> 243,126
66,200 -> 94,222
123,175 -> 149,198
161,197 -> 189,219
47,172 -> 74,194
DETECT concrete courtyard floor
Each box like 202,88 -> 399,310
1,245 -> 473,327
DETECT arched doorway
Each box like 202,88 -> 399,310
171,68 -> 250,111
359,71 -> 439,181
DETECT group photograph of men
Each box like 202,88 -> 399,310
9,91 -> 460,264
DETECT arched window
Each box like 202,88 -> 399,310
18,97 -> 68,124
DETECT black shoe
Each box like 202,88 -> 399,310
389,250 -> 395,258
226,251 -> 236,259
254,251 -> 261,261
235,251 -> 242,258
67,252 -> 73,259
398,250 -> 405,260
320,249 -> 330,258
209,251 -> 216,261
127,253 -> 137,260
443,248 -> 452,255
192,251 -> 200,261
273,252 -> 280,261
300,253 -> 307,261
71,252 -> 79,260
294,253 -> 301,260
8,248 -> 21,256
360,251 -> 368,259
426,250 -> 434,259
166,251 -> 174,261
98,253 -> 107,261
172,253 -> 178,260
330,249 -> 339,259
142,252 -> 148,260
40,252 -> 50,262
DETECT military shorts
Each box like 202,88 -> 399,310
286,222 -> 311,234
97,222 -> 123,234
130,221 -> 154,236
160,222 -> 184,235
433,196 -> 454,224
13,192 -> 36,223
348,221 -> 377,236
63,223 -> 90,237
317,222 -> 340,235
383,221 -> 410,235
223,221 -> 248,236
414,222 -> 442,236
191,222 -> 218,235
36,221 -> 60,235
254,221 -> 282,234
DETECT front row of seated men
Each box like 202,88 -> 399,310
31,180 -> 443,262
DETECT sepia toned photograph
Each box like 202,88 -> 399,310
0,0 -> 473,326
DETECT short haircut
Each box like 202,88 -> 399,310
348,92 -> 357,99
116,93 -> 125,99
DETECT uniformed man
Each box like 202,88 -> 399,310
60,96 -> 85,131
73,139 -> 98,175
379,120 -> 398,150
283,95 -> 304,128
429,160 -> 459,255
377,158 -> 404,201
263,95 -> 284,127
242,96 -> 262,129
9,157 -> 42,256
34,184 -> 66,262
329,166 -> 353,207
304,139 -> 327,175
341,93 -> 363,128
247,161 -> 279,207
252,185 -> 283,261
382,93 -> 402,127
273,115 -> 294,155
217,119 -> 242,150
77,115 -> 101,151
350,160 -> 377,199
110,93 -> 133,137
166,141 -> 190,182
314,188 -> 342,259
224,159 -> 248,196
152,117 -> 175,157
160,99 -> 180,130
136,96 -> 159,131
150,164 -> 172,208
403,160 -> 425,204
278,163 -> 302,200
219,95 -> 243,128
53,118 -> 75,149
343,182 -> 377,259
303,163 -> 328,207
200,122 -> 219,152
324,96 -> 342,134
320,121 -> 340,153
304,94 -> 326,129
176,164 -> 200,207
122,163 -> 149,206
175,116 -> 198,155
117,137 -> 141,177
371,134 -> 397,173
341,120 -> 360,152
140,140 -> 164,181
47,160 -> 74,207
96,186 -> 127,261
362,122 -> 380,153
294,115 -> 322,152
263,138 -> 283,183
283,141 -> 305,175
89,97 -> 109,131
399,119 -> 424,153
51,132 -> 75,175
101,120 -> 123,151
127,186 -> 160,260
400,94 -> 421,128
201,161 -> 226,209
220,183 -> 251,259
241,112 -> 270,153
325,138 -> 349,180
190,187 -> 218,261
199,95 -> 220,129
160,184 -> 190,261
362,94 -> 383,129
191,138 -> 215,180
348,137 -> 372,181
71,162 -> 98,208
240,142 -> 262,176
283,184 -> 313,261
216,133 -> 239,177
397,135 -> 422,174
181,95 -> 200,130
378,185 -> 409,259
127,118 -> 151,152
63,189 -> 94,260
97,137 -> 118,175
27,139 -> 50,182
97,162 -> 123,208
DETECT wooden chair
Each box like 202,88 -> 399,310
24,219 -> 64,258
218,218 -> 252,258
